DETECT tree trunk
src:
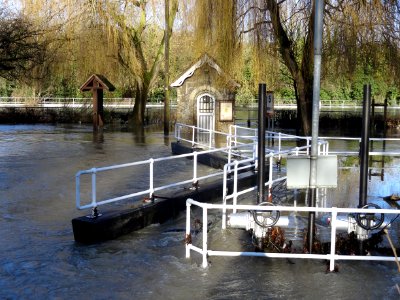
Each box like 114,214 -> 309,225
294,72 -> 313,136
266,0 -> 315,136
131,81 -> 149,126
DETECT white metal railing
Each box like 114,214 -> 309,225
243,99 -> 366,108
220,140 -> 330,224
0,97 -> 177,108
76,122 -> 328,210
320,136 -> 400,156
75,142 -> 255,210
175,123 -> 315,153
4,96 -> 400,109
185,198 -> 399,270
75,121 -> 400,214
76,123 -> 325,210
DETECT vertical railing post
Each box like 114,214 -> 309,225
149,158 -> 154,199
193,152 -> 198,185
91,168 -> 97,207
233,160 -> 239,212
186,201 -> 192,258
278,133 -> 282,161
192,126 -> 195,147
330,207 -> 338,271
222,164 -> 228,229
233,125 -> 237,147
175,124 -> 179,141
202,206 -> 208,268
75,172 -> 81,209
268,154 -> 273,199
227,135 -> 232,174
254,142 -> 258,170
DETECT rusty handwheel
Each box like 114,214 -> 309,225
252,202 -> 280,228
355,203 -> 384,230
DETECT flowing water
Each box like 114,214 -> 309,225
0,123 -> 400,299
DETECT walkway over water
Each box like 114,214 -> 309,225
73,124 -> 400,272
75,123 -> 400,211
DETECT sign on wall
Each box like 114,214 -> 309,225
219,101 -> 234,122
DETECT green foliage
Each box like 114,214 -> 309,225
236,81 -> 255,106
278,87 -> 295,99
4,0 -> 400,117
0,79 -> 15,97
49,76 -> 79,98
148,86 -> 165,103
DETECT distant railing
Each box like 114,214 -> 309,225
241,99 -> 400,108
0,97 -> 176,108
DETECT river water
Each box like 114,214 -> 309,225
1,123 -> 400,299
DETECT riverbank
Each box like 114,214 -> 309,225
0,106 -> 175,126
0,106 -> 399,136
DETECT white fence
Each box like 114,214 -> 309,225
185,199 -> 399,271
1,97 -> 383,109
0,97 -> 170,108
75,144 -> 249,210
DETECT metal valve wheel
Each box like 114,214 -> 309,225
252,202 -> 280,228
355,203 -> 384,230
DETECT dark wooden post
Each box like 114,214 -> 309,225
93,89 -> 104,128
80,74 -> 115,131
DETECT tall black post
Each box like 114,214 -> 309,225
359,84 -> 371,207
257,83 -> 266,204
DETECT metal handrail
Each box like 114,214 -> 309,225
75,142 -> 255,210
185,198 -> 399,270
76,123 -> 323,210
76,124 -> 400,212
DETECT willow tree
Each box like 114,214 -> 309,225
0,6 -> 46,81
194,0 -> 400,135
194,0 -> 316,135
323,1 -> 400,101
190,0 -> 241,82
20,0 -> 125,97
89,0 -> 179,126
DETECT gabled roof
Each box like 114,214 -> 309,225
80,74 -> 116,92
171,53 -> 240,88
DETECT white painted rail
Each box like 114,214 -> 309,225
185,198 -> 400,270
